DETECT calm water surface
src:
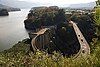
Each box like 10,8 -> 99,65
0,9 -> 30,51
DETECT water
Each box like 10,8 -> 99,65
0,9 -> 30,51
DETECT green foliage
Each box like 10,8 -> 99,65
31,7 -> 66,26
0,38 -> 100,67
94,7 -> 100,40
94,8 -> 100,25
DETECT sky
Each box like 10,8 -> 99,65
19,0 -> 97,7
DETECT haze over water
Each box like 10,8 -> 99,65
0,9 -> 30,51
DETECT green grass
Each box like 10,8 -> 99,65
94,7 -> 100,39
0,38 -> 100,67
94,8 -> 100,25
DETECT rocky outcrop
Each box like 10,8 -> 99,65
24,6 -> 66,30
0,9 -> 9,16
24,19 -> 36,30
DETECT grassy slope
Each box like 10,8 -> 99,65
0,8 -> 100,67
95,7 -> 100,38
0,39 -> 100,67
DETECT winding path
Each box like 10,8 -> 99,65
69,21 -> 90,58
31,21 -> 90,58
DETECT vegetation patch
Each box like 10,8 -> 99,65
0,35 -> 100,67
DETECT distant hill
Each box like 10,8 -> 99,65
0,0 -> 39,9
0,4 -> 20,12
0,0 -> 96,9
68,2 -> 96,9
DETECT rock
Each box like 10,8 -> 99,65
0,9 -> 9,16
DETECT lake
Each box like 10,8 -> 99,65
0,9 -> 30,51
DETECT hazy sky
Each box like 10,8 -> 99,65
19,0 -> 97,6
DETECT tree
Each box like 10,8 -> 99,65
29,6 -> 66,27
